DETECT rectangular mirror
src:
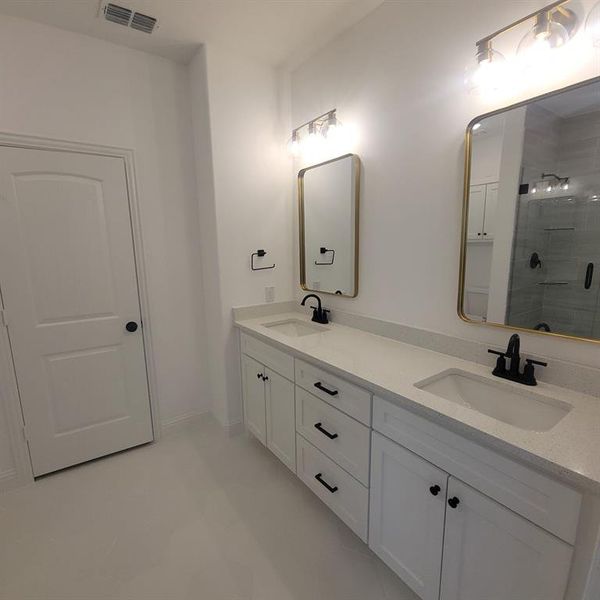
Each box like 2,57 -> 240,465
460,77 -> 600,343
299,153 -> 360,297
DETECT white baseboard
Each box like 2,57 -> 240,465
160,411 -> 210,436
223,421 -> 245,437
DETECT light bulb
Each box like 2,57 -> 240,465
546,184 -> 553,192
324,111 -> 338,138
562,182 -> 569,190
586,1 -> 600,47
531,185 -> 537,194
287,131 -> 301,157
464,49 -> 509,95
517,12 -> 570,69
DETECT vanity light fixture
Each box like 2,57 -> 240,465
466,0 -> 579,95
586,1 -> 600,46
287,109 -> 343,157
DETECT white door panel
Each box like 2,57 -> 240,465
369,433 -> 447,600
265,369 -> 295,472
0,147 -> 153,476
440,478 -> 573,600
242,354 -> 266,444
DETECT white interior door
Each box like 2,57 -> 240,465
0,147 -> 153,476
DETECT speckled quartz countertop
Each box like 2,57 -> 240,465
235,311 -> 600,493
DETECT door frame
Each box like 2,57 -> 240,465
0,132 -> 161,490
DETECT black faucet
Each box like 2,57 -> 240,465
506,334 -> 521,378
301,293 -> 330,325
488,334 -> 548,386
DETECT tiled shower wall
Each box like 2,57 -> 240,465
507,106 -> 600,339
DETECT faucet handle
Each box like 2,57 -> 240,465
526,358 -> 548,367
487,349 -> 506,357
522,358 -> 547,386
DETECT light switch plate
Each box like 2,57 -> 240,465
265,286 -> 275,303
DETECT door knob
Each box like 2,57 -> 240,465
429,485 -> 441,496
448,497 -> 460,509
125,321 -> 138,333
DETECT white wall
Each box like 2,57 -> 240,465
0,12 -> 210,469
190,44 -> 293,426
289,0 -> 600,369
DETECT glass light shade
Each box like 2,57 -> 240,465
287,133 -> 301,157
585,1 -> 600,47
517,20 -> 569,67
464,49 -> 508,95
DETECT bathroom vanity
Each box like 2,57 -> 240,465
235,310 -> 600,600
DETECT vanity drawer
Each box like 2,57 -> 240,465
295,359 -> 372,425
240,332 -> 294,381
296,434 -> 369,541
296,387 -> 371,485
373,396 -> 582,544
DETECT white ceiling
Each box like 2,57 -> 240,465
0,0 -> 383,66
537,81 -> 600,118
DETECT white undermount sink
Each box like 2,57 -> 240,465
416,369 -> 572,432
262,318 -> 326,337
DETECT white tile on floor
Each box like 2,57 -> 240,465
0,417 -> 420,600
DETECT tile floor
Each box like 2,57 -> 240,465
0,417 -> 419,600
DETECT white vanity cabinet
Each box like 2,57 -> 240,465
468,183 -> 497,241
240,337 -> 296,472
239,329 -> 584,600
369,432 -> 447,600
439,478 -> 573,600
370,397 -> 580,600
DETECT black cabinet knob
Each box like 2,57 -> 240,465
125,321 -> 138,332
429,485 -> 441,496
448,497 -> 460,509
257,373 -> 262,379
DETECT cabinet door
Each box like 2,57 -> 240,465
369,433 -> 448,600
440,478 -> 573,600
482,183 -> 498,239
265,368 -> 296,472
241,354 -> 266,444
467,185 -> 486,240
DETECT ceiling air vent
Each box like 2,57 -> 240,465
104,3 -> 131,26
102,2 -> 158,34
130,12 -> 157,34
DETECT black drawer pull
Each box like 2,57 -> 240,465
585,262 -> 594,290
314,382 -> 338,396
315,473 -> 338,493
314,422 -> 339,440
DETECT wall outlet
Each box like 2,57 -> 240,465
265,286 -> 275,303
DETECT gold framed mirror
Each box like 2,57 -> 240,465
298,153 -> 360,298
459,76 -> 600,344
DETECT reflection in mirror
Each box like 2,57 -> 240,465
299,154 -> 360,297
461,78 -> 600,342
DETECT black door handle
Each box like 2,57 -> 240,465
315,473 -> 338,493
314,382 -> 338,396
429,485 -> 441,496
125,321 -> 138,332
448,497 -> 460,509
314,422 -> 339,440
